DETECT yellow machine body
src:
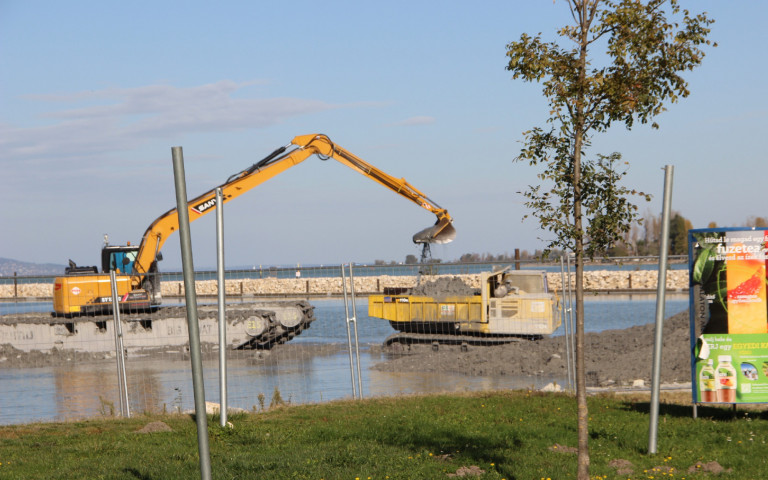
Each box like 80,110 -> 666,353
369,270 -> 561,336
53,274 -> 138,315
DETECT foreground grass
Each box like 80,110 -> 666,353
1,390 -> 766,479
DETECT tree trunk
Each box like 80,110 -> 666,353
574,2 -> 591,479
575,247 -> 588,480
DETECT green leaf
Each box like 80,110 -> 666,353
692,246 -> 715,284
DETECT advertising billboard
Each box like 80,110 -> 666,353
689,228 -> 768,404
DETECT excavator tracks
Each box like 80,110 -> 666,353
0,300 -> 315,353
383,332 -> 535,350
140,300 -> 317,349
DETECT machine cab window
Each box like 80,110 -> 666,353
101,245 -> 140,275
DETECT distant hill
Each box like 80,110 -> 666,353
0,258 -> 67,276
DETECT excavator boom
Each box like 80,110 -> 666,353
290,134 -> 456,244
128,134 -> 454,289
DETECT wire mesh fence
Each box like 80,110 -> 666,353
0,260 -> 689,426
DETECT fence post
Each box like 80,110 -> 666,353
109,270 -> 130,418
215,187 -> 228,428
649,165 -> 674,455
341,264 -> 363,399
171,146 -> 212,480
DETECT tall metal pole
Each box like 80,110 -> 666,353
560,256 -> 573,392
649,165 -> 674,454
566,254 -> 576,387
341,264 -> 359,398
349,263 -> 364,399
116,296 -> 130,418
109,270 -> 128,417
171,146 -> 212,479
215,187 -> 228,427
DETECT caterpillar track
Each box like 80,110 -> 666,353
383,332 -> 531,350
144,300 -> 317,349
0,300 -> 315,352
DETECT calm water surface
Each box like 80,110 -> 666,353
0,294 -> 688,425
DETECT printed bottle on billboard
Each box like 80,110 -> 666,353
699,359 -> 717,402
716,355 -> 737,403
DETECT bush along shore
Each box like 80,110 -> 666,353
0,269 -> 689,299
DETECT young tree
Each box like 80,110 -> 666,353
669,212 -> 693,255
505,1 -> 713,477
746,216 -> 768,228
643,209 -> 662,254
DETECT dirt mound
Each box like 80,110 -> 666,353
135,421 -> 173,434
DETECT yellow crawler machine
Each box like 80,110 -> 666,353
53,133 -> 455,346
369,269 -> 561,346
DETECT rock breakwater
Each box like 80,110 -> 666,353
1,270 -> 688,299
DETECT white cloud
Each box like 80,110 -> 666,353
1,81 -> 341,164
389,115 -> 436,127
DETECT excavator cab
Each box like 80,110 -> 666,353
101,245 -> 139,275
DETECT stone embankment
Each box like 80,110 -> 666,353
0,270 -> 689,299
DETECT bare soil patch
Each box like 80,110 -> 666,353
373,310 -> 696,387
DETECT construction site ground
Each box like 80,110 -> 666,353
373,309 -> 696,389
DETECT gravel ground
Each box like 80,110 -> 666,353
373,310 -> 696,387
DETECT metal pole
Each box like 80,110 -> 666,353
649,165 -> 674,454
109,270 -> 127,417
116,301 -> 130,418
349,263 -> 364,399
566,254 -> 576,387
171,146 -> 212,480
215,187 -> 228,427
560,256 -> 573,392
341,264 -> 358,398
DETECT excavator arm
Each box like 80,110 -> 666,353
290,134 -> 455,244
131,134 -> 455,288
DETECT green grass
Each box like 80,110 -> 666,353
1,391 -> 767,479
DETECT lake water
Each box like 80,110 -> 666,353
0,293 -> 689,425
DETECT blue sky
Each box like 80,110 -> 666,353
1,1 -> 765,270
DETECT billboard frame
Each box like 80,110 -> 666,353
688,226 -> 768,416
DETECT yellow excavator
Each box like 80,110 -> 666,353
53,134 -> 456,321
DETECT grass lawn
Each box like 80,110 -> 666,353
0,390 -> 766,479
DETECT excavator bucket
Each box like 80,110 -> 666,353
412,217 -> 456,244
